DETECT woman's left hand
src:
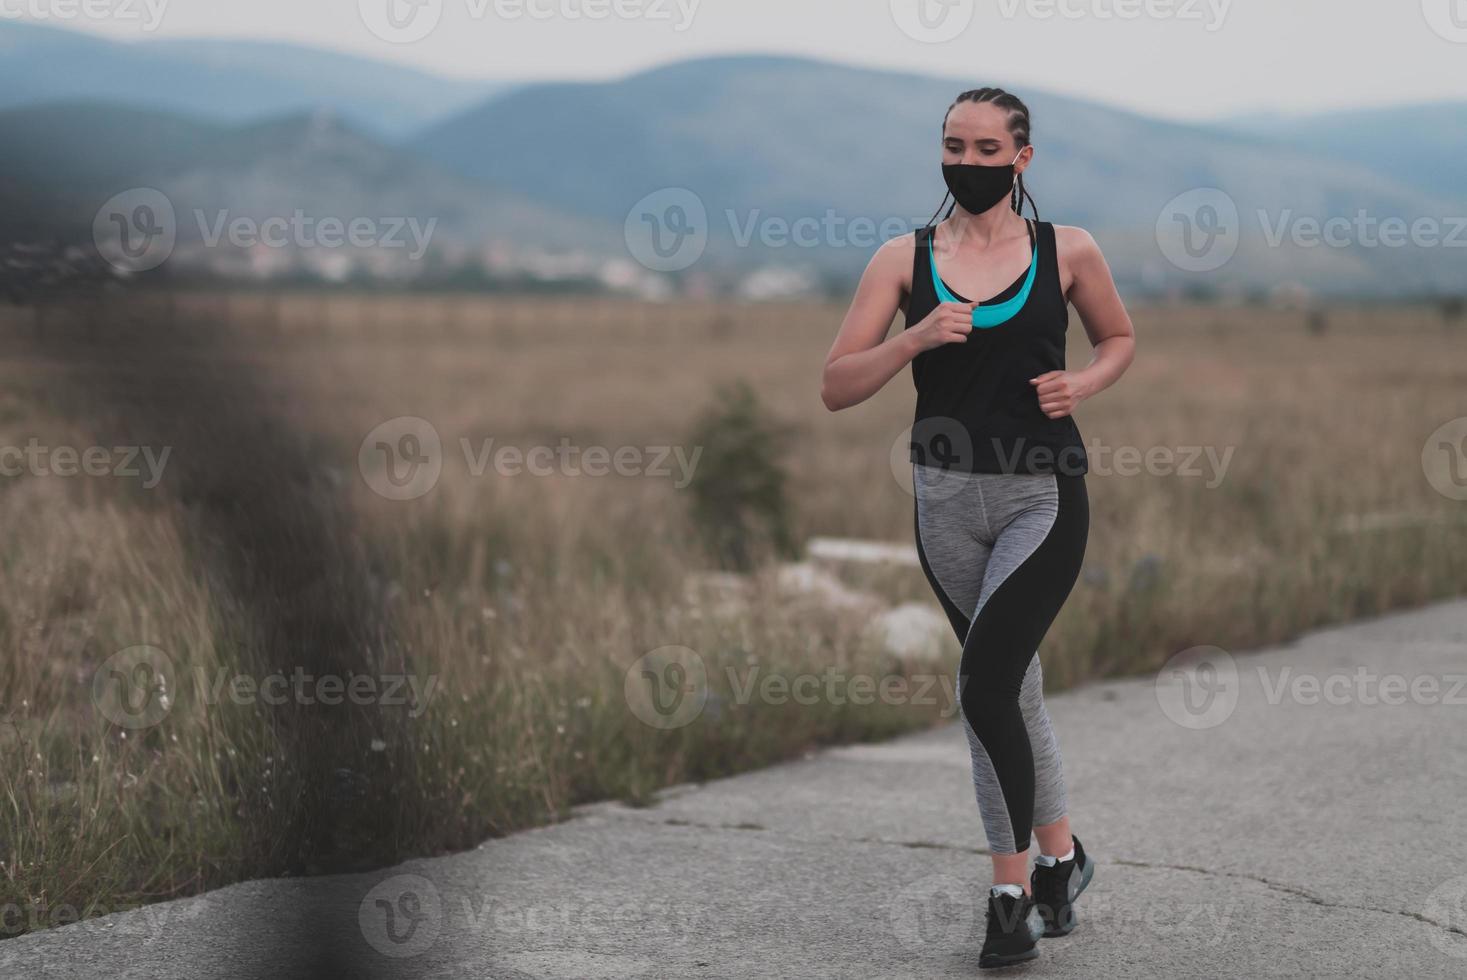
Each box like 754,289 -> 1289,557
1029,370 -> 1090,419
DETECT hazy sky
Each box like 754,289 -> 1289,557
25,0 -> 1467,120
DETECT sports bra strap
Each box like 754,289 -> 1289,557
929,218 -> 1039,330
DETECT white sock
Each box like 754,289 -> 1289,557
991,883 -> 1024,899
1036,846 -> 1075,867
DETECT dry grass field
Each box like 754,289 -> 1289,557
1,292 -> 1464,934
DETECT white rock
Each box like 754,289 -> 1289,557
772,562 -> 882,612
683,571 -> 754,618
807,537 -> 920,567
867,602 -> 953,661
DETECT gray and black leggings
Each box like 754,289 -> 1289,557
913,464 -> 1089,855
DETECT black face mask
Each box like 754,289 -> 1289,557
942,151 -> 1022,215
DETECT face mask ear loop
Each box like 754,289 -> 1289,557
1012,147 -> 1039,221
1010,148 -> 1025,214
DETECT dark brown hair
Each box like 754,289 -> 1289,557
929,87 -> 1039,225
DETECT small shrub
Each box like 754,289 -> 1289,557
684,380 -> 796,571
1440,296 -> 1465,326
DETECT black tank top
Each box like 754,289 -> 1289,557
904,219 -> 1088,476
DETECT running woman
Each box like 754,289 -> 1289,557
820,87 -> 1135,969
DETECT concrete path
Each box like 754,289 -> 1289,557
6,600 -> 1467,979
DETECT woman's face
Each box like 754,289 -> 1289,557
942,101 -> 1031,172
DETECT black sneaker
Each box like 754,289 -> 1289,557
1030,835 -> 1096,938
979,889 -> 1041,969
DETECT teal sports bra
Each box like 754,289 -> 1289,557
928,219 -> 1038,329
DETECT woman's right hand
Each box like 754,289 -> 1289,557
822,238 -> 973,412
907,301 -> 976,353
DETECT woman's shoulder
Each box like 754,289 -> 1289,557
866,228 -> 925,279
882,227 -> 927,251
1049,223 -> 1103,261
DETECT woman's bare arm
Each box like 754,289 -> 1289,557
1030,226 -> 1136,419
822,236 -> 974,411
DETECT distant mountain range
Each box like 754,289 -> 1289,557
1218,103 -> 1467,206
0,101 -> 615,258
411,57 -> 1467,295
5,21 -> 1466,297
0,20 -> 505,137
